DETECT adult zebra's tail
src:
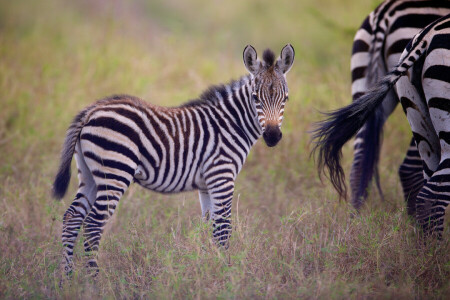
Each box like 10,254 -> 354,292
52,107 -> 91,199
312,37 -> 428,200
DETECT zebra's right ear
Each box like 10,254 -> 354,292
243,45 -> 261,75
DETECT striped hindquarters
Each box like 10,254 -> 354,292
349,0 -> 450,208
396,15 -> 450,235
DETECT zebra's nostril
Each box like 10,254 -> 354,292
279,132 -> 282,139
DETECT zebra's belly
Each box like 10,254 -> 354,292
133,163 -> 205,193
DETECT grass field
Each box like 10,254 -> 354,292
0,0 -> 449,298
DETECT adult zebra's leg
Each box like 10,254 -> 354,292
349,15 -> 373,210
415,165 -> 450,237
398,138 -> 424,216
350,91 -> 398,209
398,72 -> 441,236
416,45 -> 450,237
204,167 -> 235,248
61,145 -> 97,276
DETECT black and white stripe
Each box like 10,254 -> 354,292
349,0 -> 450,212
313,14 -> 450,237
53,45 -> 295,276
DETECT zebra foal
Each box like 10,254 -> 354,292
53,45 -> 295,276
313,15 -> 450,237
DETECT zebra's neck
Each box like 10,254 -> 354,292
210,75 -> 263,149
182,75 -> 263,150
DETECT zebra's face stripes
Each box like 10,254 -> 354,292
243,44 -> 295,147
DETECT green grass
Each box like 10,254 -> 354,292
0,0 -> 449,298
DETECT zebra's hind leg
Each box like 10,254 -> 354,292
349,88 -> 398,210
204,167 -> 235,249
398,138 -> 425,216
81,160 -> 134,275
415,164 -> 450,238
61,145 -> 97,277
415,43 -> 450,238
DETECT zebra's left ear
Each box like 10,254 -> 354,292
276,44 -> 295,74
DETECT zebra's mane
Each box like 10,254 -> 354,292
262,49 -> 275,67
179,76 -> 250,108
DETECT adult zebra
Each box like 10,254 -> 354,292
349,0 -> 450,213
53,45 -> 295,276
313,15 -> 450,236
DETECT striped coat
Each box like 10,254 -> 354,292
313,15 -> 450,237
349,0 -> 450,212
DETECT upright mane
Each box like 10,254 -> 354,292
262,49 -> 275,67
178,76 -> 250,108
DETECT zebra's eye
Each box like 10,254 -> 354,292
252,93 -> 260,103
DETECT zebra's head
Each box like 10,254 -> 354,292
243,44 -> 295,147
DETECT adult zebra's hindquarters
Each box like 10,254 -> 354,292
313,15 -> 450,237
53,45 -> 295,277
348,0 -> 450,211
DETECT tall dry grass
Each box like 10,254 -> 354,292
0,0 -> 448,298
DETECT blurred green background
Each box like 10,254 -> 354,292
1,0 -> 448,299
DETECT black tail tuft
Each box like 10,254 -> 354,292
51,105 -> 91,200
311,77 -> 394,200
52,165 -> 71,200
312,32 -> 426,199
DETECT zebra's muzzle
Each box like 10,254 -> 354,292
263,125 -> 282,147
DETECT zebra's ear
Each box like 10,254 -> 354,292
243,45 -> 262,75
276,44 -> 295,74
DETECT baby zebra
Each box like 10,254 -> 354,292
53,45 -> 295,276
313,15 -> 449,237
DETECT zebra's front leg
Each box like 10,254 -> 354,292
204,174 -> 235,248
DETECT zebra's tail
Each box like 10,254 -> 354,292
52,107 -> 91,200
312,38 -> 428,200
